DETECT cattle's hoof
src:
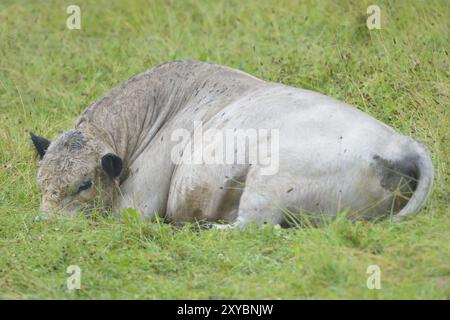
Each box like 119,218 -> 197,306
33,215 -> 48,223
201,223 -> 215,230
202,223 -> 233,231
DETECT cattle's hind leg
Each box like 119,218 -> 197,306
206,168 -> 286,230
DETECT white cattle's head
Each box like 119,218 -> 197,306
30,130 -> 123,217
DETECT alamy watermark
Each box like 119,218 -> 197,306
67,265 -> 81,290
170,121 -> 280,175
367,5 -> 381,30
66,5 -> 81,30
366,265 -> 381,289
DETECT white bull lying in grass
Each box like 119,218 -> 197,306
31,61 -> 433,227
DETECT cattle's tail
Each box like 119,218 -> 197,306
394,141 -> 434,221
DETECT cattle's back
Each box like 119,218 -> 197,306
74,61 -> 266,166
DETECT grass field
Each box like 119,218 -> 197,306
0,0 -> 449,299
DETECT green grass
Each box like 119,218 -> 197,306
0,0 -> 448,299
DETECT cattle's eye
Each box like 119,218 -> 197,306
78,180 -> 92,193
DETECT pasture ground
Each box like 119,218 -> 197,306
0,0 -> 449,299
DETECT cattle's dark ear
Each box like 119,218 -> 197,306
101,153 -> 123,178
30,132 -> 51,159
